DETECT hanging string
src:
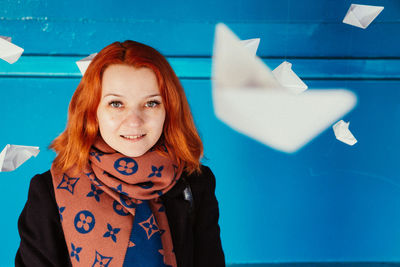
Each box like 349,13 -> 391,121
343,0 -> 355,91
283,0 -> 291,62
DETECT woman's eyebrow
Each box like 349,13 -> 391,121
103,93 -> 123,98
102,93 -> 161,98
146,93 -> 161,98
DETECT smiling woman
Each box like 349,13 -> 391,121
15,41 -> 225,267
49,41 -> 204,176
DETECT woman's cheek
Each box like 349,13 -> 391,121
106,114 -> 119,128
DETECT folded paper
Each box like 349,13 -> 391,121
212,23 -> 281,91
214,88 -> 357,152
332,120 -> 357,146
0,145 -> 40,172
240,38 -> 260,56
343,4 -> 384,29
212,23 -> 357,153
272,61 -> 308,94
0,36 -> 12,42
76,53 -> 98,75
0,36 -> 24,64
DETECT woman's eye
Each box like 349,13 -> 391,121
109,101 -> 123,108
145,100 -> 160,108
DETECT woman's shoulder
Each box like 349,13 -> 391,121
162,165 -> 215,200
30,170 -> 52,185
27,170 -> 56,200
186,164 -> 215,180
17,170 -> 71,266
183,165 -> 217,193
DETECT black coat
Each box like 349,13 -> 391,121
15,165 -> 225,267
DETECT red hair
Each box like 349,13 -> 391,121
50,40 -> 203,175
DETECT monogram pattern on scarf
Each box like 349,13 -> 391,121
51,138 -> 181,267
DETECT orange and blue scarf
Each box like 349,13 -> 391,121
51,138 -> 182,266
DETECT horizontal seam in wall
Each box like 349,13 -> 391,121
20,54 -> 400,60
1,75 -> 400,81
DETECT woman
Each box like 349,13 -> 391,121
16,40 -> 225,267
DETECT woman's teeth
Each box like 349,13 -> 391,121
122,134 -> 145,139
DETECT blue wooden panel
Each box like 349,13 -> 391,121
2,77 -> 399,265
1,0 -> 398,22
1,0 -> 400,265
183,79 -> 400,263
0,78 -> 78,267
230,264 -> 400,267
1,57 -> 400,79
0,0 -> 399,56
1,21 -> 399,57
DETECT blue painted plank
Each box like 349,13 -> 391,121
0,21 -> 399,56
1,56 -> 400,79
1,0 -> 399,56
0,0 -> 398,22
228,264 -> 400,266
184,79 -> 400,263
2,78 -> 400,265
0,78 -> 77,267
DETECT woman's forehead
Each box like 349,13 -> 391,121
101,65 -> 160,97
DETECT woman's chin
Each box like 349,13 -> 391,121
116,146 -> 149,158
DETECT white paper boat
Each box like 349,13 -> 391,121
0,37 -> 24,64
332,120 -> 358,146
0,144 -> 40,172
76,53 -> 98,75
343,4 -> 384,29
272,61 -> 308,94
212,23 -> 357,153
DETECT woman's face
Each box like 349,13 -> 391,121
97,64 -> 166,157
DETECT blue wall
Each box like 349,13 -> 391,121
1,0 -> 400,266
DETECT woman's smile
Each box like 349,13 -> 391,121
120,134 -> 146,141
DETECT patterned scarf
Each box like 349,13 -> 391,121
50,138 -> 182,266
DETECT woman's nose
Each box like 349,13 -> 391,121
123,109 -> 144,127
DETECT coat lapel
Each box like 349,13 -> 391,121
161,176 -> 194,267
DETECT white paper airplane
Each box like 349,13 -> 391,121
332,120 -> 357,146
212,23 -> 357,153
240,38 -> 260,56
343,4 -> 384,29
0,36 -> 24,64
0,145 -> 40,172
272,61 -> 308,94
76,53 -> 97,75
